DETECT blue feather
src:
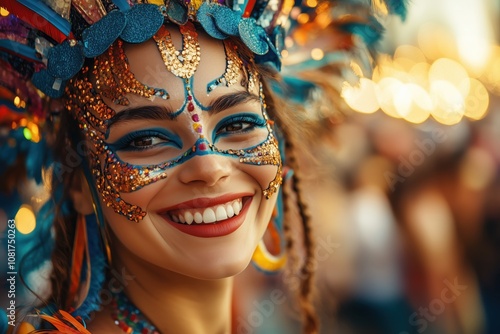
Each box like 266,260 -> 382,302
385,0 -> 408,20
339,16 -> 385,47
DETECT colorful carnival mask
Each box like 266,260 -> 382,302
67,22 -> 282,222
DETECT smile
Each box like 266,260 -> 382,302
169,199 -> 243,224
159,194 -> 253,238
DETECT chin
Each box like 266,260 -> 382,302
173,242 -> 257,280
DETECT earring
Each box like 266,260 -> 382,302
252,204 -> 287,273
252,166 -> 293,273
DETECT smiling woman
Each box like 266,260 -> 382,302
47,21 -> 298,334
0,1 -> 318,333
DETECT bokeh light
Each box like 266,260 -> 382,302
342,78 -> 379,114
341,39 -> 493,124
15,204 -> 36,234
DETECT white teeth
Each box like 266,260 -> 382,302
232,201 -> 241,215
216,206 -> 228,220
226,204 -> 234,218
185,211 -> 194,225
203,208 -> 216,223
194,212 -> 203,224
171,198 -> 244,225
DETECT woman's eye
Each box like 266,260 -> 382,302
108,130 -> 179,152
215,114 -> 266,137
217,122 -> 253,134
130,136 -> 167,148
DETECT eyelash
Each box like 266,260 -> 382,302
215,115 -> 267,137
108,130 -> 179,152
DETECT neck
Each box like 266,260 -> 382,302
110,240 -> 234,334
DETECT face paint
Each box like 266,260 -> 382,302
67,24 -> 282,223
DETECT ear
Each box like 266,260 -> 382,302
69,171 -> 95,215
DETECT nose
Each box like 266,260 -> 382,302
177,153 -> 232,187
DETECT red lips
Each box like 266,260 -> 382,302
158,194 -> 253,238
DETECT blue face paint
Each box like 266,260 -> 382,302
107,127 -> 183,152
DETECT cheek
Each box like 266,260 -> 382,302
238,163 -> 279,193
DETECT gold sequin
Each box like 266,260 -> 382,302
153,22 -> 201,79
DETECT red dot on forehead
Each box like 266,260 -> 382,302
198,142 -> 208,151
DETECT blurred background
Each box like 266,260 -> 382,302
1,0 -> 500,333
237,0 -> 500,333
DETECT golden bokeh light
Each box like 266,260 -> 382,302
395,83 -> 432,124
0,7 -> 9,16
15,204 -> 37,234
375,77 -> 403,119
429,58 -> 470,97
27,122 -> 41,143
464,78 -> 489,121
337,4 -> 497,125
306,0 -> 318,8
342,78 -> 379,114
297,13 -> 309,24
311,48 -> 324,60
408,62 -> 430,87
430,80 -> 465,125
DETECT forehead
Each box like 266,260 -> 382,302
113,27 -> 247,113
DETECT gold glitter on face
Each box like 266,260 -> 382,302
66,24 -> 282,222
153,22 -> 201,79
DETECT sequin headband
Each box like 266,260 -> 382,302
1,0 -> 290,99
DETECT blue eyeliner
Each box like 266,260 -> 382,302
212,113 -> 267,143
107,128 -> 182,151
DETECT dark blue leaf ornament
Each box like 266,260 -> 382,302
47,40 -> 84,80
121,4 -> 164,43
197,3 -> 228,39
238,18 -> 268,55
164,0 -> 188,25
82,10 -> 126,57
255,43 -> 280,70
213,6 -> 241,36
31,70 -> 67,98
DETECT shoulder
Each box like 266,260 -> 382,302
85,307 -> 121,334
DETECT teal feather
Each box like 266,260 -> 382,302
385,0 -> 409,20
339,16 -> 385,47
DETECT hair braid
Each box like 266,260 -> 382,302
284,135 -> 319,334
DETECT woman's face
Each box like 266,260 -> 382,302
80,25 -> 281,279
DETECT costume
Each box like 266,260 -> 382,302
0,0 -> 406,333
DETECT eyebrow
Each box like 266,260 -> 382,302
106,91 -> 260,128
209,91 -> 260,114
107,105 -> 175,128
